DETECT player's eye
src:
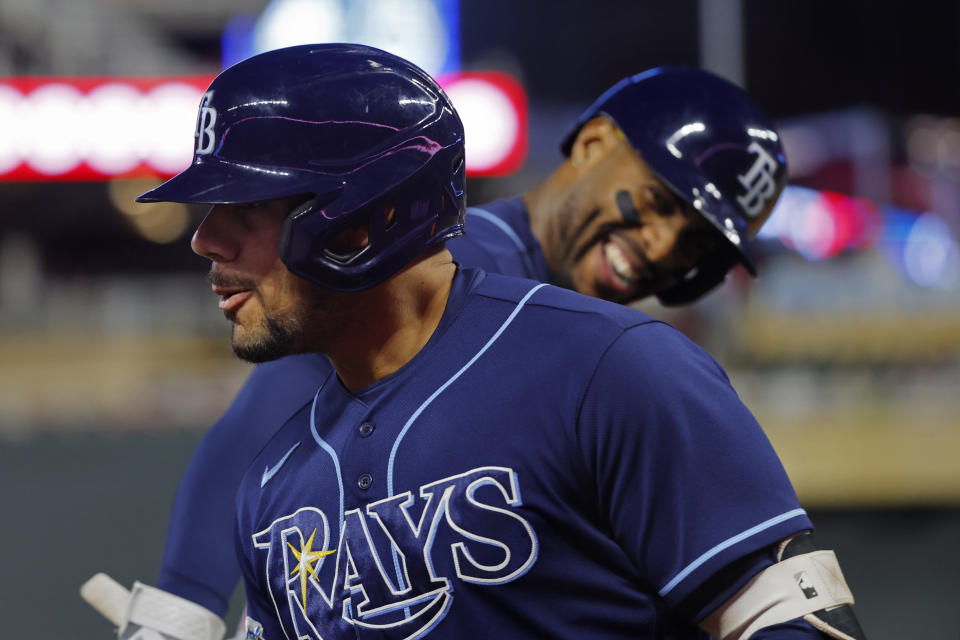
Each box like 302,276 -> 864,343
646,187 -> 678,218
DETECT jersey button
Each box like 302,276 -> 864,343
358,422 -> 375,437
357,473 -> 373,490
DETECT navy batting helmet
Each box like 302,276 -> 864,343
561,67 -> 787,305
138,43 -> 466,292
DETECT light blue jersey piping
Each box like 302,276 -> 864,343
466,207 -> 527,252
309,380 -> 346,542
385,281 -> 549,599
386,282 -> 548,496
657,507 -> 808,597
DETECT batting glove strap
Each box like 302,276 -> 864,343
120,582 -> 227,640
702,549 -> 855,639
780,534 -> 868,640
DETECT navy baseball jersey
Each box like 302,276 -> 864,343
157,199 -> 548,615
236,268 -> 811,639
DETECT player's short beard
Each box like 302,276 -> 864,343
230,310 -> 300,363
210,265 -> 312,363
226,284 -> 333,363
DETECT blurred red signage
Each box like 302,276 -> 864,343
0,72 -> 526,181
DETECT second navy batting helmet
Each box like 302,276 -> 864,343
561,67 -> 787,305
138,43 -> 466,292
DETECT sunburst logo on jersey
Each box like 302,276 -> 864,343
286,527 -> 336,607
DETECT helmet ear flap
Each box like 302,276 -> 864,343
655,246 -> 741,307
279,196 -> 317,260
288,196 -> 319,221
279,168 -> 460,292
279,193 -> 344,271
655,268 -> 727,307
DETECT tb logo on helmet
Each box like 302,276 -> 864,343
194,91 -> 217,155
736,141 -> 780,218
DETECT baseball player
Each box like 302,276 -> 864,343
83,44 -> 866,639
141,64 -> 795,631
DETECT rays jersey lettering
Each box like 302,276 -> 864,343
252,466 -> 538,639
735,141 -> 779,217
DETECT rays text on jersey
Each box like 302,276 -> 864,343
252,466 -> 539,639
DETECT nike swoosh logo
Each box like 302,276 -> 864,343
261,441 -> 301,488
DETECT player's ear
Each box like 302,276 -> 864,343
569,117 -> 620,172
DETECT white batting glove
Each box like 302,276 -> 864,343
81,573 -> 227,640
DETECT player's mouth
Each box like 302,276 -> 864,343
596,233 -> 644,294
213,286 -> 253,312
208,269 -> 258,314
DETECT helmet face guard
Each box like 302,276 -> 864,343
138,43 -> 466,292
561,67 -> 787,305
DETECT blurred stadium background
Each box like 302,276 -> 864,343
0,0 -> 957,636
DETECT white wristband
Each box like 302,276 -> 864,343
702,550 -> 854,640
124,582 -> 227,640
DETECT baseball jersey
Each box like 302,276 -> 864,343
157,198 -> 548,615
236,268 -> 812,639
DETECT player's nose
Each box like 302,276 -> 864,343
191,205 -> 241,262
627,219 -> 682,264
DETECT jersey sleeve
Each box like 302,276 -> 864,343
157,389 -> 262,616
576,321 -> 812,611
157,355 -> 329,615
